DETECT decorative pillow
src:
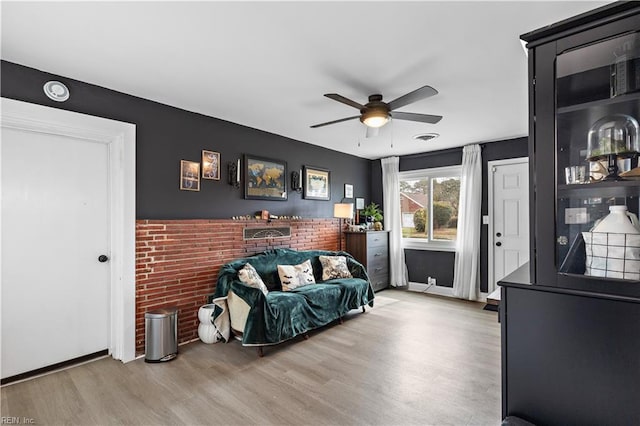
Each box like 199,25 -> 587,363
319,255 -> 352,280
277,259 -> 316,291
237,263 -> 269,295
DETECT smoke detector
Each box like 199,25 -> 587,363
43,81 -> 70,102
413,133 -> 440,141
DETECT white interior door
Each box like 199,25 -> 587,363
489,159 -> 529,292
1,120 -> 111,379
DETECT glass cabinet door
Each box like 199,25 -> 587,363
555,31 -> 640,284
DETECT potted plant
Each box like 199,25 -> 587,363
361,202 -> 383,230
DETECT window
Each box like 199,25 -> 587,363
399,165 -> 461,250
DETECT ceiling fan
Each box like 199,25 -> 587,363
310,85 -> 442,130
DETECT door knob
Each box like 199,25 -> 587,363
496,242 -> 502,247
98,255 -> 109,263
496,232 -> 502,237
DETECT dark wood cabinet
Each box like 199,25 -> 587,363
526,3 -> 640,297
500,3 -> 640,424
500,266 -> 640,426
345,231 -> 389,292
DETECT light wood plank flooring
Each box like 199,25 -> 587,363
1,290 -> 501,425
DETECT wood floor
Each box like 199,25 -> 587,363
1,290 -> 502,425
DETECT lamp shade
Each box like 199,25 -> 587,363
333,203 -> 354,219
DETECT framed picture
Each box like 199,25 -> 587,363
202,150 -> 220,180
303,165 -> 330,200
356,197 -> 365,210
344,183 -> 354,199
244,154 -> 287,200
180,160 -> 200,191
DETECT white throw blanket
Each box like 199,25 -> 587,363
211,296 -> 231,343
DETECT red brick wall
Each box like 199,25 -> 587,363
135,218 -> 341,354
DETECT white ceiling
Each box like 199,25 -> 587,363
1,1 -> 608,159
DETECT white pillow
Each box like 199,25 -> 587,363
237,263 -> 269,295
319,255 -> 352,280
277,259 -> 316,291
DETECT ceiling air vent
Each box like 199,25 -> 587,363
413,133 -> 440,142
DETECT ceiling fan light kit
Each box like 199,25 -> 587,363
360,107 -> 389,128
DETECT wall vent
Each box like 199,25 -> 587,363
243,227 -> 291,240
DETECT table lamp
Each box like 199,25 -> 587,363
333,203 -> 354,251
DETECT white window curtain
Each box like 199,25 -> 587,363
453,144 -> 482,300
381,156 -> 408,287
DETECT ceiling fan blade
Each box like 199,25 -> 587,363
324,93 -> 366,110
365,126 -> 380,138
390,111 -> 442,124
388,85 -> 438,111
310,115 -> 360,128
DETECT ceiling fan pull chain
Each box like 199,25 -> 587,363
390,120 -> 394,149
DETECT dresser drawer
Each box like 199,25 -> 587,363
368,269 -> 389,291
367,251 -> 387,269
367,246 -> 388,265
368,264 -> 388,279
366,232 -> 388,248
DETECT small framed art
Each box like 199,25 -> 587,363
180,160 -> 200,191
344,183 -> 353,198
303,166 -> 330,200
202,150 -> 220,180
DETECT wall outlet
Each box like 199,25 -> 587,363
427,277 -> 436,286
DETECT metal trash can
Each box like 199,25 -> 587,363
145,307 -> 178,362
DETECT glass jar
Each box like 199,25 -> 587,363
587,114 -> 640,160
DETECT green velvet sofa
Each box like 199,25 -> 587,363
211,248 -> 375,356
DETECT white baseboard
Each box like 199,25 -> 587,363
408,281 -> 454,297
408,282 -> 489,301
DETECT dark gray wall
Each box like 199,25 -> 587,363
1,60 -> 371,219
371,138 -> 528,291
405,250 -> 456,285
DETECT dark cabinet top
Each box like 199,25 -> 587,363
521,2 -> 639,45
498,263 -> 531,287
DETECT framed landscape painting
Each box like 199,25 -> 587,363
303,166 -> 330,200
244,154 -> 287,200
